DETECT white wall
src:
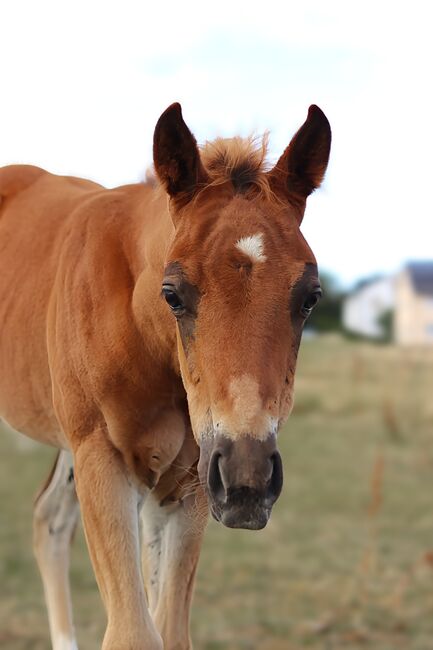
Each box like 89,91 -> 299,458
343,277 -> 395,338
395,270 -> 433,345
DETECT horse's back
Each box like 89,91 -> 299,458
0,164 -> 46,199
0,163 -> 100,196
0,165 -> 103,446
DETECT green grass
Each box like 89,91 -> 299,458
1,336 -> 433,649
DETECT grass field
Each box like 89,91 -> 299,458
1,335 -> 433,649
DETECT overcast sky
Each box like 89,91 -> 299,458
1,0 -> 431,286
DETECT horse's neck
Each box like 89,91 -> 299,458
126,188 -> 178,373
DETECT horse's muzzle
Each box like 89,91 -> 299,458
200,434 -> 283,530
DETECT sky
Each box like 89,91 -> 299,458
1,0 -> 432,287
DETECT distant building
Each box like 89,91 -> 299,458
343,262 -> 433,345
394,261 -> 433,345
342,275 -> 395,339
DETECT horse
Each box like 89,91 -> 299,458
0,102 -> 331,649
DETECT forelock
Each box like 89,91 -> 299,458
200,134 -> 280,201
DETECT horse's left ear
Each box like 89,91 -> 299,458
153,103 -> 208,201
269,105 -> 331,201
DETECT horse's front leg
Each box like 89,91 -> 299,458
73,429 -> 163,650
140,490 -> 207,650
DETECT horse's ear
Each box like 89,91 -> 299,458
269,105 -> 331,201
153,103 -> 207,200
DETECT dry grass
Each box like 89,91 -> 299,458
1,335 -> 433,649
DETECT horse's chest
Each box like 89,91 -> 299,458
104,401 -> 195,490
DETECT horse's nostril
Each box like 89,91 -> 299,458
207,452 -> 225,502
268,452 -> 283,502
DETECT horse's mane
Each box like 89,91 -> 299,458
200,134 -> 276,198
150,133 -> 283,204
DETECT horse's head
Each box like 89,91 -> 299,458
154,103 -> 331,529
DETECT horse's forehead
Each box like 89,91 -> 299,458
217,196 -> 277,231
204,198 -> 313,265
171,196 -> 315,282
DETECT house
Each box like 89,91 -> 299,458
342,275 -> 395,339
394,261 -> 433,345
342,262 -> 433,345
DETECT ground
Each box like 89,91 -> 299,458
1,335 -> 433,649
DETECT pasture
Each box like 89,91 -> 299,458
1,335 -> 433,649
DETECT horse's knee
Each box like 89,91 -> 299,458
102,626 -> 164,650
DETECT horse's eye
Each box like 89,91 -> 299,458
301,289 -> 322,318
162,286 -> 184,315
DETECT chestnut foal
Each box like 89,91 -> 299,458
0,103 -> 331,649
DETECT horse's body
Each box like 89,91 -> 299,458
0,104 -> 331,649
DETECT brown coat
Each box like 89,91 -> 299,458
0,103 -> 331,649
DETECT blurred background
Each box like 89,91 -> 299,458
1,1 -> 433,648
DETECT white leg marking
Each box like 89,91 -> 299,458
140,492 -> 206,648
139,493 -> 167,613
53,633 -> 78,650
33,450 -> 80,650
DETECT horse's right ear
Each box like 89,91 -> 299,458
153,103 -> 207,200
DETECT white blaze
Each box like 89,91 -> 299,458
235,232 -> 266,263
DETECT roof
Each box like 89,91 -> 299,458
353,274 -> 386,292
407,261 -> 433,297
